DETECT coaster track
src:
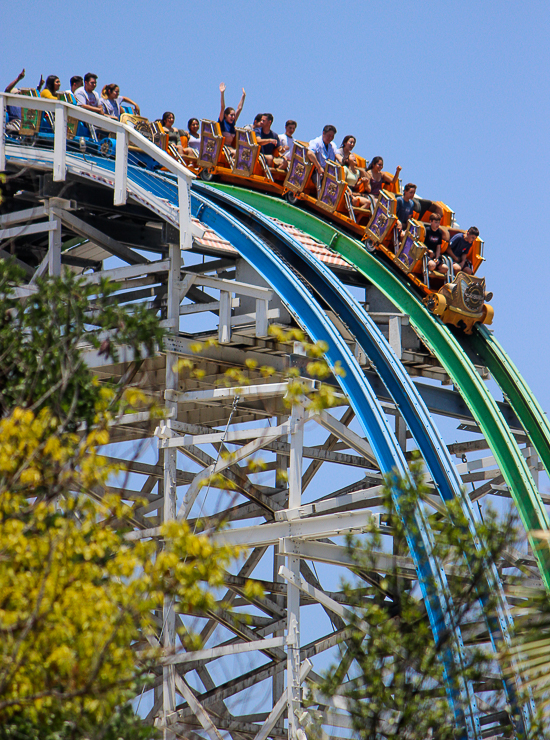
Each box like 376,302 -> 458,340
2,97 -> 548,738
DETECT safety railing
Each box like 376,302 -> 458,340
0,93 -> 195,251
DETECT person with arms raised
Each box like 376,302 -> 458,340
218,82 -> 246,147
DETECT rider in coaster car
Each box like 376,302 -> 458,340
218,82 -> 246,149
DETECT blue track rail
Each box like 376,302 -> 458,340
195,182 -> 530,734
2,146 -> 498,735
189,189 -> 480,737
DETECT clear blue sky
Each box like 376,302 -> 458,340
3,0 -> 550,410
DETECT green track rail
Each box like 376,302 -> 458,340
469,326 -> 550,483
210,183 -> 550,587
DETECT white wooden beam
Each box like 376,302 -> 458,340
53,101 -> 67,181
313,409 -> 376,464
218,290 -> 231,344
178,173 -> 192,251
156,420 -> 291,448
232,307 -> 280,328
278,563 -> 369,633
253,660 -> 313,740
388,315 -> 402,360
114,128 -> 128,206
161,636 -> 286,666
274,485 -> 384,521
47,205 -> 61,276
0,206 -> 48,227
166,381 -> 306,405
0,221 -> 57,241
179,297 -> 240,315
173,675 -> 224,740
190,273 -> 273,300
82,260 -> 170,285
256,297 -> 269,337
212,506 -> 379,547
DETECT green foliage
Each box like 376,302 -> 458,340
0,266 -> 241,738
0,261 -> 164,427
0,701 -> 158,740
0,405 -> 239,735
501,531 -> 550,738
308,460 -> 517,740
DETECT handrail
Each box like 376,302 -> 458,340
0,92 -> 195,250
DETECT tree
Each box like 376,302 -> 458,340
502,530 -> 550,738
306,460 -> 522,740
0,263 -> 242,738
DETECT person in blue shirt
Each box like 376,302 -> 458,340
307,125 -> 342,185
395,183 -> 417,234
449,227 -> 479,275
4,68 -> 43,133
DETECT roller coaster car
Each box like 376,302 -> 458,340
18,89 -> 41,136
150,121 -> 197,171
233,128 -> 261,178
197,120 -> 225,177
363,190 -> 399,249
394,219 -> 427,274
282,150 -> 369,236
283,141 -> 315,200
195,121 -> 283,193
424,273 -> 494,333
233,127 -> 283,187
15,89 -> 94,145
95,114 -> 161,170
120,113 -> 155,141
317,161 -> 349,214
361,191 -> 492,331
56,93 -> 79,140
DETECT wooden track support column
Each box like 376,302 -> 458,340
162,239 -> 181,739
287,403 -> 304,739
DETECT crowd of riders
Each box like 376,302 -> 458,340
4,71 -> 480,277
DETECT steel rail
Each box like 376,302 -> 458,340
1,144 -> 489,735
468,325 -> 550,484
208,185 -> 550,592
196,182 -> 530,733
189,190 -> 480,737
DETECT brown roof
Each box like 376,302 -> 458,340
193,216 -> 352,271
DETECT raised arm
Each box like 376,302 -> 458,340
122,96 -> 140,115
383,165 -> 402,184
234,88 -> 246,122
219,82 -> 226,122
5,68 -> 25,93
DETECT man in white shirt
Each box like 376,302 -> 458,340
74,73 -> 103,115
307,125 -> 342,182
277,120 -> 297,171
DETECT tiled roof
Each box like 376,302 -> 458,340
193,216 -> 352,271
